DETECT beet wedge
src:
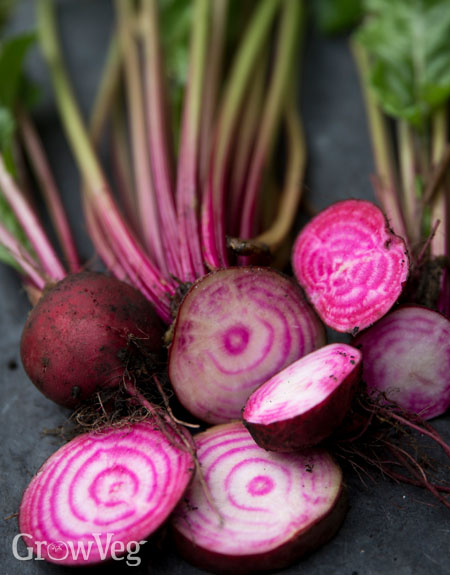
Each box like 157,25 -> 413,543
19,422 -> 194,565
243,343 -> 362,451
169,267 -> 325,423
171,422 -> 347,574
292,199 -> 409,333
355,305 -> 450,419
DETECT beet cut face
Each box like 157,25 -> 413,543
292,199 -> 409,333
243,343 -> 362,451
171,422 -> 347,574
355,305 -> 450,419
19,421 -> 194,565
169,267 -> 326,423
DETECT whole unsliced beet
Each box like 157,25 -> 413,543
20,272 -> 165,407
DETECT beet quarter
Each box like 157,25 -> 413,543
243,343 -> 361,451
292,199 -> 409,333
171,422 -> 347,573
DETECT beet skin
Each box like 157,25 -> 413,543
20,272 -> 164,407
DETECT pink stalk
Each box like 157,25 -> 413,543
115,0 -> 166,274
0,154 -> 65,281
201,0 -> 282,269
92,193 -> 173,322
83,198 -> 127,282
142,0 -> 181,279
19,110 -> 81,273
0,222 -> 46,289
199,0 -> 228,186
228,56 -> 266,235
254,91 -> 307,253
176,0 -> 209,281
239,0 -> 300,241
110,99 -> 139,232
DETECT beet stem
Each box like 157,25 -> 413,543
351,39 -> 409,244
0,222 -> 46,289
19,110 -> 81,273
201,0 -> 282,269
254,87 -> 306,252
115,0 -> 167,273
142,0 -> 181,279
0,153 -> 66,281
239,0 -> 300,242
176,0 -> 209,281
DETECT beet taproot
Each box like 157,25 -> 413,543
20,272 -> 164,407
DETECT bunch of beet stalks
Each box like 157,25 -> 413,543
0,0 -> 449,572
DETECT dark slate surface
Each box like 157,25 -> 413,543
0,2 -> 449,574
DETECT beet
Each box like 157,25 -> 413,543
243,343 -> 362,451
292,199 -> 409,333
171,422 -> 347,573
20,272 -> 164,407
168,267 -> 326,423
19,421 -> 194,565
354,305 -> 450,419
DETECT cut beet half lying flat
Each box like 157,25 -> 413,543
169,267 -> 326,423
19,421 -> 194,565
243,343 -> 362,451
171,422 -> 347,574
292,199 -> 409,333
354,305 -> 450,419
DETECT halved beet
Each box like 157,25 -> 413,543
168,267 -> 326,423
292,199 -> 409,333
354,305 -> 450,419
19,421 -> 194,565
171,422 -> 347,573
243,343 -> 362,451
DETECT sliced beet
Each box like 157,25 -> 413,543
171,422 -> 347,573
243,343 -> 362,451
355,305 -> 450,419
292,199 -> 409,333
168,267 -> 326,423
19,421 -> 194,565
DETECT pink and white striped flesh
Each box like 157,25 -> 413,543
243,343 -> 362,451
292,199 -> 409,333
354,305 -> 450,419
168,267 -> 326,423
19,421 -> 194,565
171,422 -> 347,573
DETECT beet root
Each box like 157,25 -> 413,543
19,421 -> 194,565
168,267 -> 326,424
354,305 -> 450,419
20,272 -> 164,407
243,343 -> 362,451
171,422 -> 347,574
292,199 -> 409,333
